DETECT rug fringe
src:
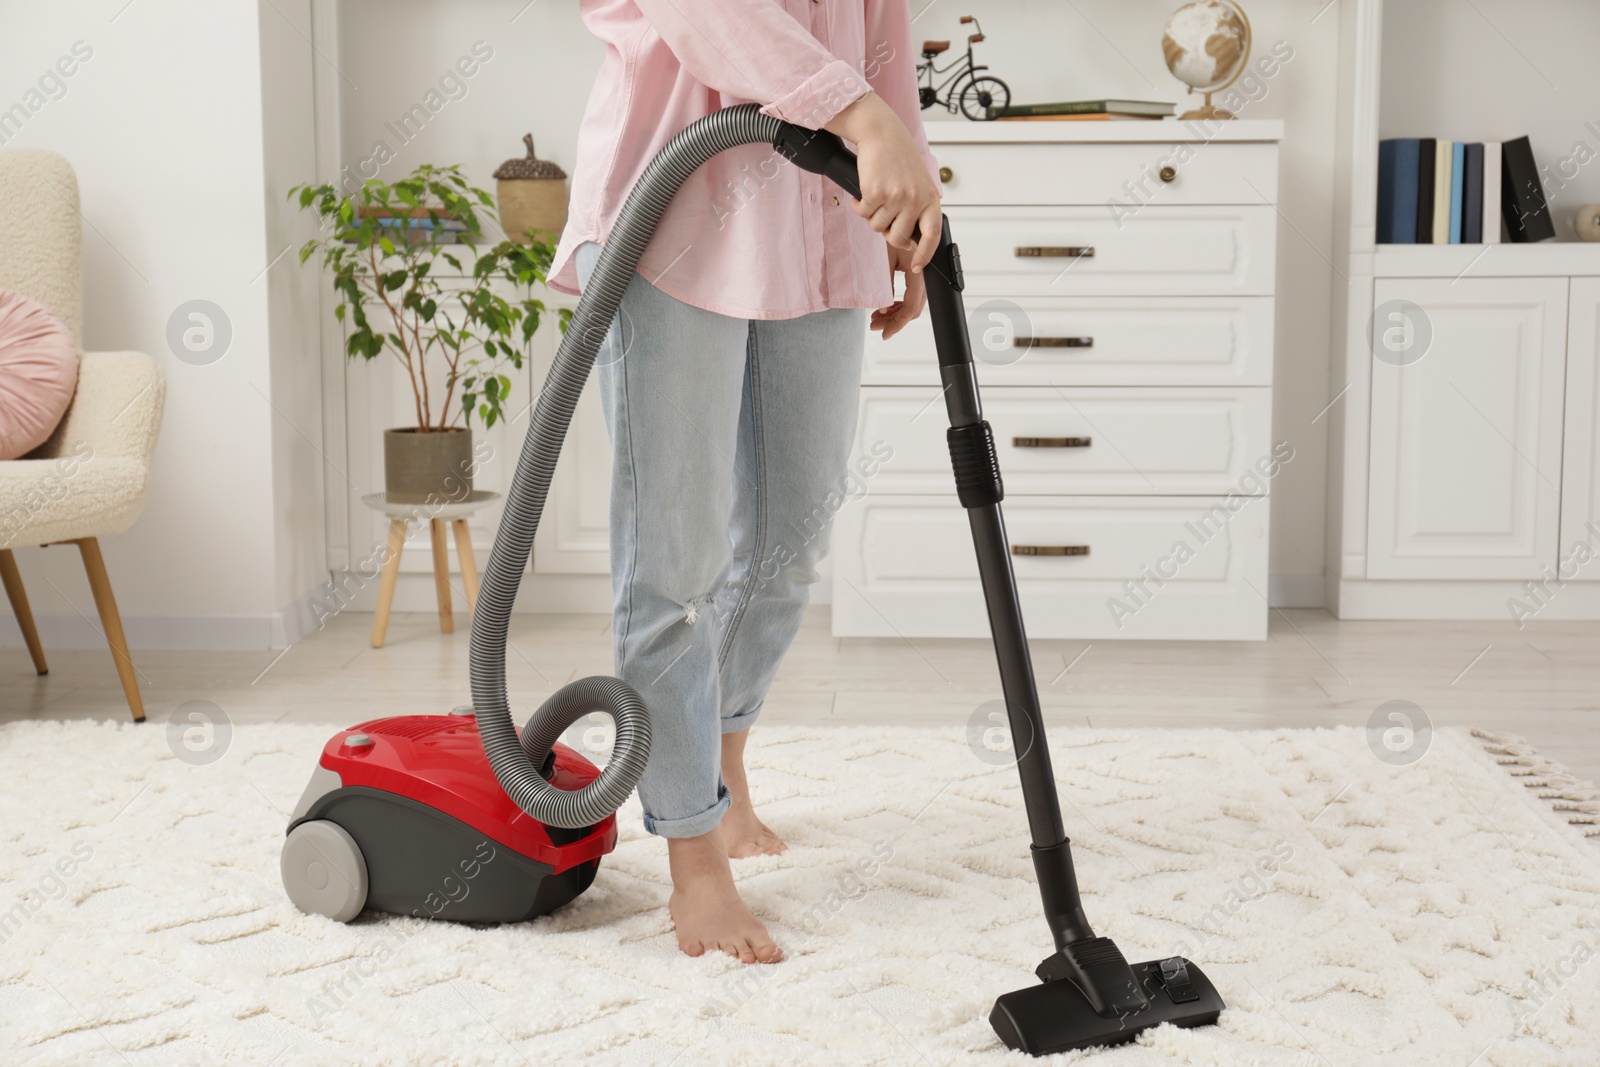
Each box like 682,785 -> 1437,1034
1472,729 -> 1600,837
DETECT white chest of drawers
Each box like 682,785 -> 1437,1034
831,121 -> 1284,641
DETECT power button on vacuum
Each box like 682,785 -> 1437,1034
948,242 -> 965,291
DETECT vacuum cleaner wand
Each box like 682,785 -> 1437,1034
776,123 -> 1226,1054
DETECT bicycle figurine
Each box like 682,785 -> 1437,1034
918,16 -> 1011,121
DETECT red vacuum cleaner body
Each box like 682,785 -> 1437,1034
281,712 -> 616,924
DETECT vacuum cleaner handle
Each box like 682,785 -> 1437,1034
773,125 -> 976,376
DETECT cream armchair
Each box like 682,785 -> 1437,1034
0,148 -> 165,722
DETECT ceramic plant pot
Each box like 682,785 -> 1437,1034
383,427 -> 473,504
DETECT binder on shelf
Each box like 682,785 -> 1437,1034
1377,139 -> 1421,244
1462,143 -> 1484,244
1482,142 -> 1503,244
1432,140 -> 1453,244
1416,138 -> 1437,245
1448,142 -> 1465,244
1502,136 -> 1555,243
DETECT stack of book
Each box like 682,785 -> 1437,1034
1376,136 -> 1555,245
345,206 -> 470,245
988,100 -> 1174,122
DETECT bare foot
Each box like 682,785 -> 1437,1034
666,834 -> 783,963
716,728 -> 787,858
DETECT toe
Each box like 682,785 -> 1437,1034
754,939 -> 784,963
680,938 -> 706,958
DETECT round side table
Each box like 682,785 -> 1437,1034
361,490 -> 500,648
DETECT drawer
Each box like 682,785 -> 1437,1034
942,206 -> 1276,297
830,495 -> 1269,640
863,295 -> 1273,387
854,387 -> 1274,496
933,141 -> 1278,206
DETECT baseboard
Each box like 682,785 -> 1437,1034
1267,573 -> 1327,609
1,571 -> 1320,650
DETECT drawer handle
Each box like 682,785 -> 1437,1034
1159,165 -> 1178,183
1013,436 -> 1091,448
1015,246 -> 1095,259
1016,336 -> 1094,349
1012,545 -> 1090,556
939,165 -> 954,183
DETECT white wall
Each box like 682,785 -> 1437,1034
0,0 -> 326,649
1380,0 -> 1600,239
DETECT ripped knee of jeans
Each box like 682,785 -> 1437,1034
678,592 -> 715,625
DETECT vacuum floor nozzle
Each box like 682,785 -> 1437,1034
990,955 -> 1225,1055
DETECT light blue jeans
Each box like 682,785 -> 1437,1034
575,242 -> 866,838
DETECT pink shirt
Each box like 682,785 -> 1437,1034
549,0 -> 939,320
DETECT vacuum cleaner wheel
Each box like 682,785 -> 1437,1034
282,819 -> 369,923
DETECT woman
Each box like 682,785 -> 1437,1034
549,0 -> 941,965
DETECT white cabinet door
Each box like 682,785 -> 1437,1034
1560,278 -> 1600,571
531,311 -> 613,575
1366,277 -> 1567,579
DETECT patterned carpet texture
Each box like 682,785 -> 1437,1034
1,720 -> 1597,1066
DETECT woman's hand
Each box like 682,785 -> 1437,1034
871,243 -> 926,341
825,92 -> 942,273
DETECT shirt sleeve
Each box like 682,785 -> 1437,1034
632,0 -> 873,128
864,0 -> 942,183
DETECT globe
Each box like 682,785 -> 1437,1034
1162,0 -> 1251,120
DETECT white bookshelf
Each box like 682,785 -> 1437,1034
1371,243 -> 1600,278
1326,0 -> 1600,620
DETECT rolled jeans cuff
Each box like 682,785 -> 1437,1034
720,702 -> 764,734
642,782 -> 731,839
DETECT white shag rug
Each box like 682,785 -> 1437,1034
2,721 -> 1598,1067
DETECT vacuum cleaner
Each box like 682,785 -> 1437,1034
280,104 -> 1224,1054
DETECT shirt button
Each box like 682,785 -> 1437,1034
831,196 -> 840,206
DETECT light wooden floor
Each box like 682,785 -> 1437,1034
3,608 -> 1597,784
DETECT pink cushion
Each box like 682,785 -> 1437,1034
0,290 -> 78,460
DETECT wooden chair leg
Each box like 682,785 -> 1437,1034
74,538 -> 144,723
0,549 -> 47,674
430,518 -> 453,634
372,519 -> 407,648
452,519 -> 479,618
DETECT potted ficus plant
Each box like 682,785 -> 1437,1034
291,165 -> 570,504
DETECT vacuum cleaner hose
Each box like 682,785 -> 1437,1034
469,105 -> 790,829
